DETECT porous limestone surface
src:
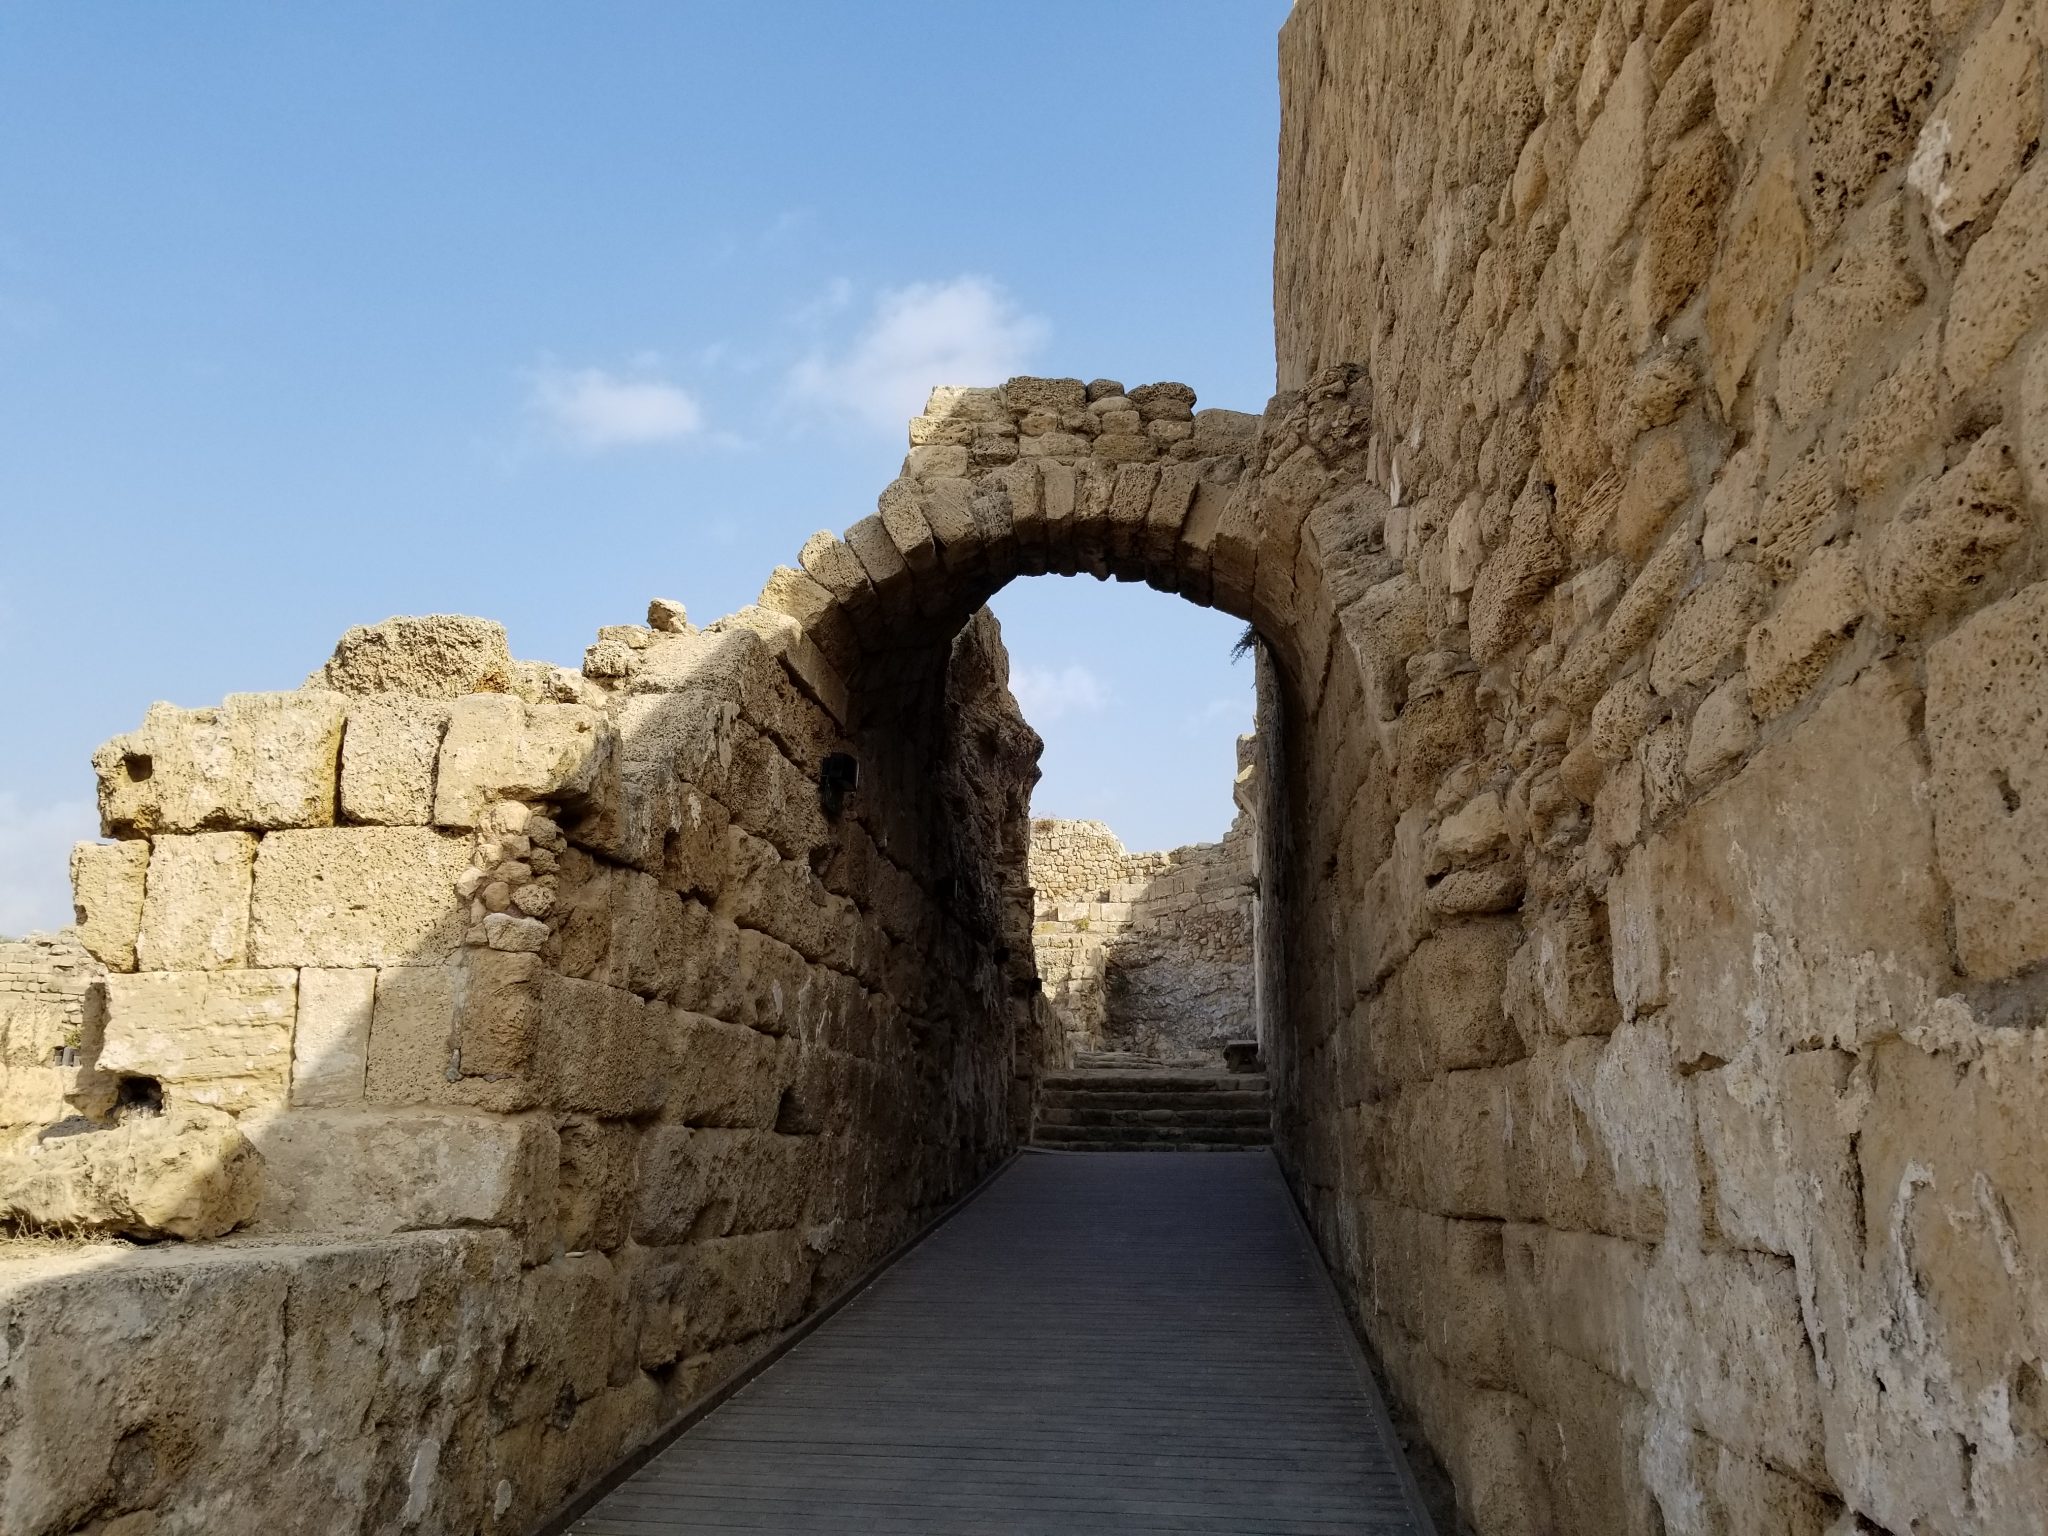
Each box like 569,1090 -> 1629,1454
1028,812 -> 1255,1064
6,1 -> 2048,1527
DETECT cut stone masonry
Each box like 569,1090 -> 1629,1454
5,1 -> 2048,1532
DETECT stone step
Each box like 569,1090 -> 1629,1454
1037,1089 -> 1271,1114
1041,1070 -> 1267,1095
1035,1105 -> 1272,1129
1032,1124 -> 1273,1150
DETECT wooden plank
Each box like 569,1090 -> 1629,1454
572,1150 -> 1433,1534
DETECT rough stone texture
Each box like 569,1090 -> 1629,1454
1272,2 -> 2048,1530
1029,806 -> 1256,1065
4,5 -> 2047,1531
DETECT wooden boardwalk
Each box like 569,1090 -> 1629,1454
570,1151 -> 1433,1535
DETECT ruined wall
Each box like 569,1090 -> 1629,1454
0,935 -> 105,1128
0,602 -> 1037,1534
1265,1 -> 2048,1532
1028,815 -> 1257,1063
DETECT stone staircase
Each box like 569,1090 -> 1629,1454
1032,1061 -> 1272,1151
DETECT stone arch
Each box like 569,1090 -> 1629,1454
746,374 -> 1383,726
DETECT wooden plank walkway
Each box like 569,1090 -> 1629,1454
570,1150 -> 1432,1534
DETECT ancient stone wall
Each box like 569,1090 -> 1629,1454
1263,1 -> 2048,1532
1028,815 -> 1256,1063
0,934 -> 105,1129
0,603 -> 1037,1533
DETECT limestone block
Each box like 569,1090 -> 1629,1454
101,969 -> 297,1113
1744,541 -> 1866,718
135,831 -> 255,972
2022,333 -> 2048,510
1774,197 -> 1924,424
1615,430 -> 1691,563
94,691 -> 347,836
533,975 -> 670,1118
1867,429 -> 2029,634
1379,918 -> 1523,1079
1701,440 -> 1764,561
1752,450 -> 1844,579
255,1106 -> 556,1242
669,1011 -> 789,1128
1571,40 -> 1653,285
1647,563 -> 1768,695
1638,664 -> 1948,1067
631,1126 -> 817,1243
0,1108 -> 259,1240
432,695 -> 608,829
290,966 -> 374,1107
1630,127 -> 1731,336
1804,0 -> 1940,227
842,512 -> 911,602
1926,580 -> 2048,977
639,1230 -> 814,1365
1683,676 -> 1756,781
311,613 -> 514,696
1692,1063 -> 1785,1252
1846,1032 -> 2048,1534
1644,1248 -> 1827,1479
1706,157 -> 1810,410
68,839 -> 148,971
251,826 -> 473,967
1842,329 -> 1942,497
1002,376 -> 1086,413
1944,153 -> 2048,391
364,963 -> 459,1103
338,694 -> 448,825
1909,0 -> 2041,239
1508,894 -> 1621,1049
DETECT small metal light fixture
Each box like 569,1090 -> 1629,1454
819,753 -> 859,819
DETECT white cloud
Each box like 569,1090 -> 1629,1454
0,794 -> 94,938
1010,663 -> 1109,725
525,362 -> 704,450
788,276 -> 1047,432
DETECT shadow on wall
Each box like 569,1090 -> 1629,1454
0,372 -> 1319,1536
0,595 -> 1037,1535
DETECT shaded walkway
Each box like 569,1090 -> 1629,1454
572,1152 -> 1432,1534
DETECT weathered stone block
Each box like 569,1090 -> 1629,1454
94,691 -> 347,836
1926,579 -> 2048,977
433,695 -> 608,829
1706,157 -> 1809,410
250,826 -> 472,967
136,831 -> 255,972
0,1109 -> 259,1240
290,966 -> 374,1107
255,1106 -> 555,1243
68,839 -> 149,971
1744,541 -> 1866,718
338,694 -> 449,825
1635,663 -> 1948,1066
1944,152 -> 2048,390
101,969 -> 297,1113
312,613 -> 514,697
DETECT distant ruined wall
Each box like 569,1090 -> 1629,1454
1028,811 -> 1257,1063
0,935 -> 104,1127
1266,1 -> 2048,1533
0,604 -> 1038,1535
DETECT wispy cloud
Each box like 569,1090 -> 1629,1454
524,361 -> 705,451
787,276 -> 1046,432
1011,663 -> 1109,724
0,793 -> 94,938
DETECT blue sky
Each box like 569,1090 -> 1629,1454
0,3 -> 1289,933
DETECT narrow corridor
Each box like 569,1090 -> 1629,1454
569,1152 -> 1432,1534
